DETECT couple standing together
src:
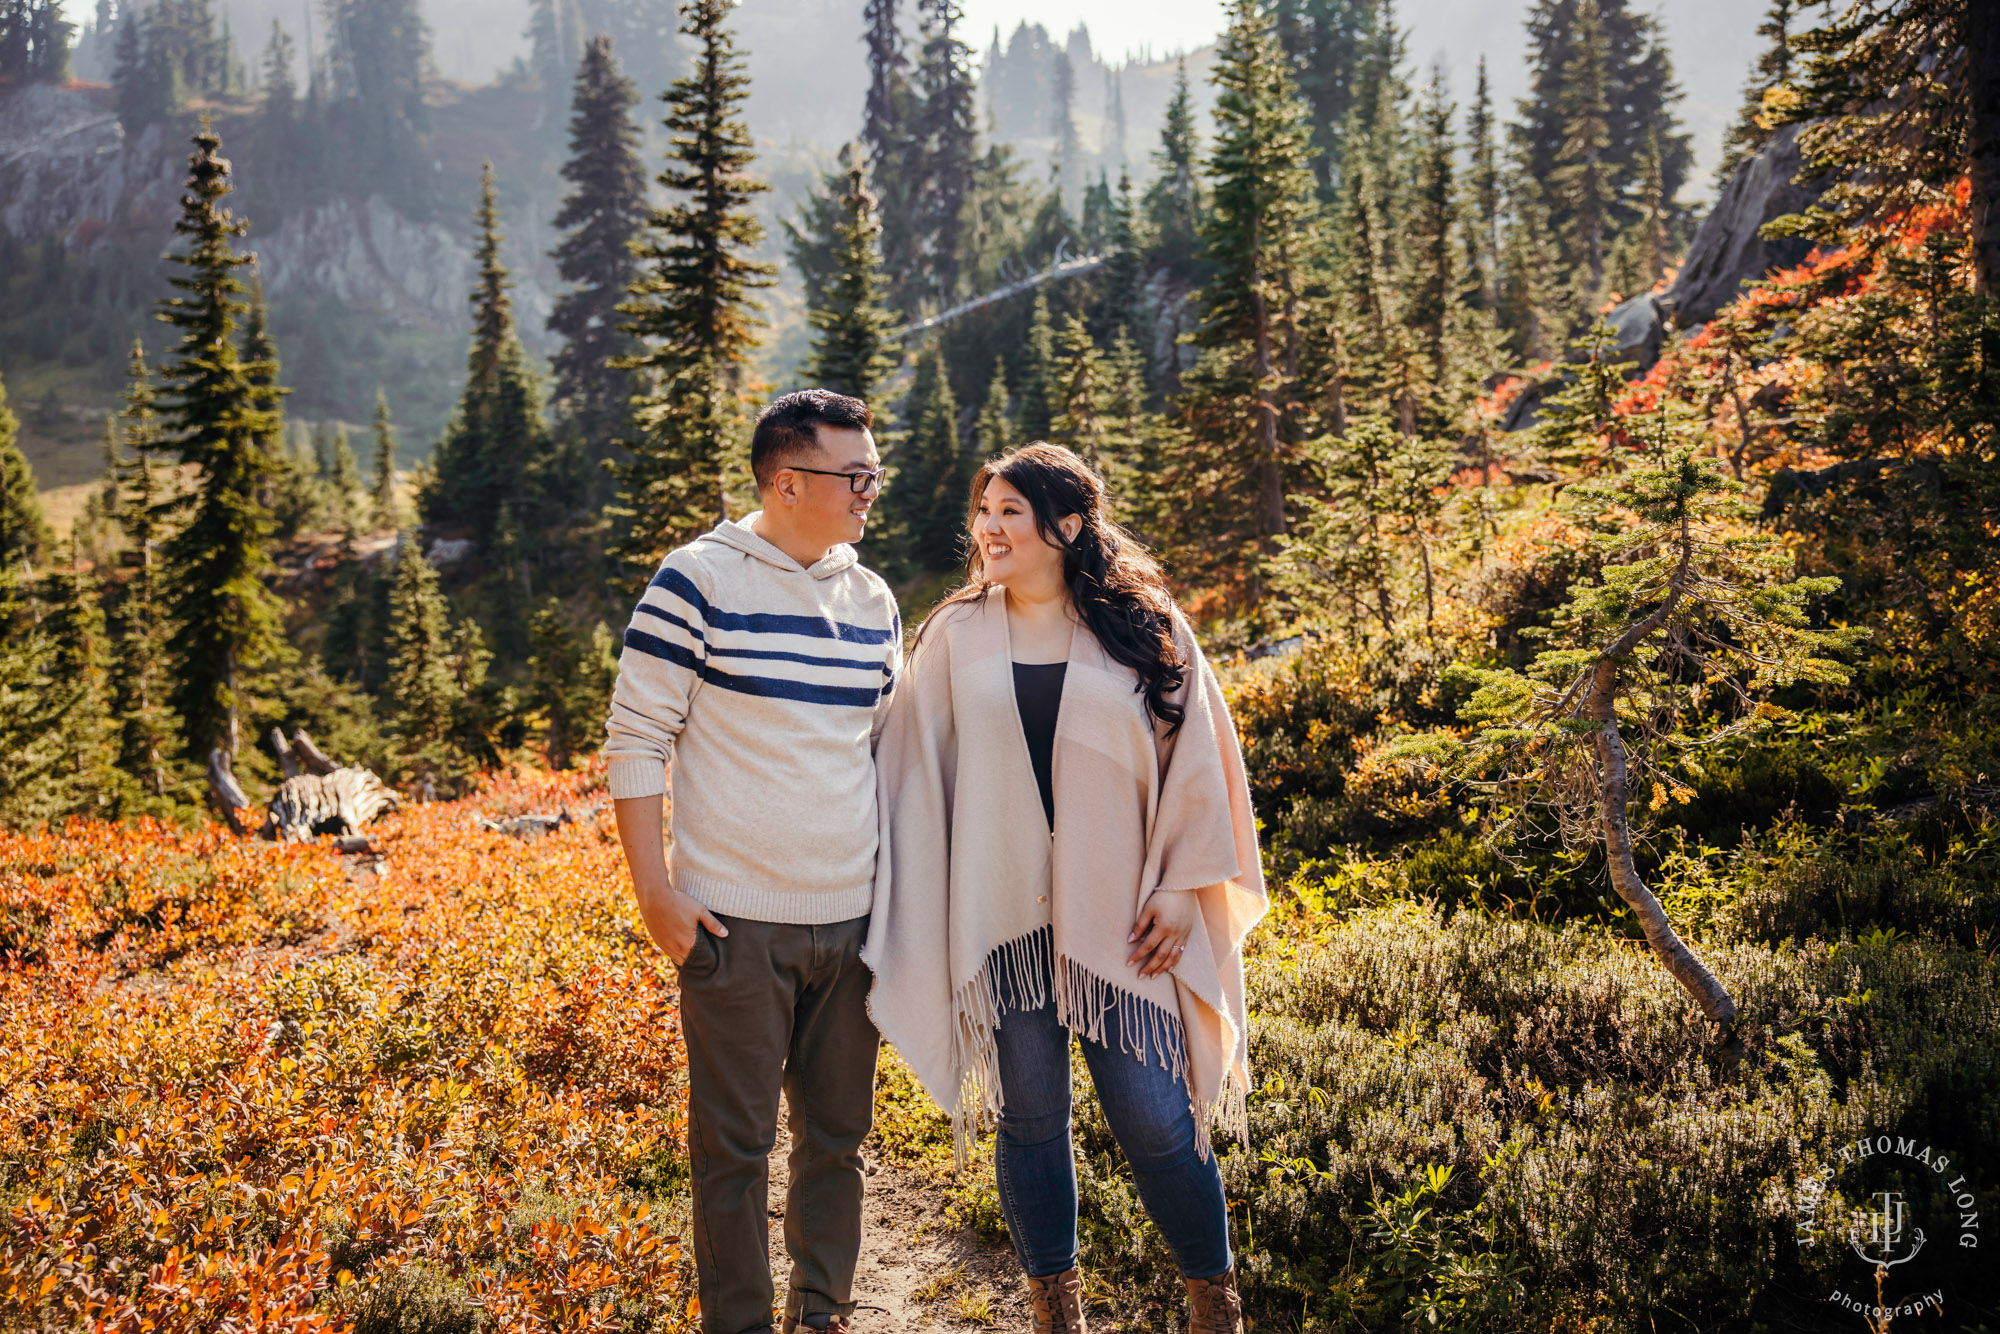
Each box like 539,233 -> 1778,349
605,390 -> 1266,1334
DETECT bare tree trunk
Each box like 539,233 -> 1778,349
1584,656 -> 1738,1024
1251,270 -> 1286,540
1967,0 -> 2000,295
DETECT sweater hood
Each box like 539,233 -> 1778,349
702,513 -> 859,580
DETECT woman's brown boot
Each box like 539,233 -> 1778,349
1185,1267 -> 1242,1334
1025,1266 -> 1087,1334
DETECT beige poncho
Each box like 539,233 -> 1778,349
864,586 -> 1267,1157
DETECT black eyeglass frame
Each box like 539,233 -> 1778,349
785,464 -> 890,494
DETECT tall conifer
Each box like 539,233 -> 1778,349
383,536 -> 464,778
913,0 -> 976,307
424,165 -> 556,542
549,34 -> 646,465
614,0 -> 773,566
1552,0 -> 1614,296
887,344 -> 964,573
973,357 -> 1011,457
1143,58 -> 1203,282
801,144 -> 897,403
1017,291 -> 1056,441
1189,0 -> 1319,543
1466,58 -> 1500,308
109,357 -> 180,801
369,389 -> 401,529
156,122 -> 284,765
0,369 -> 52,573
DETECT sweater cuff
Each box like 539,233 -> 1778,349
606,754 -> 667,800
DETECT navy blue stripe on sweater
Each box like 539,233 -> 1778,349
649,566 -> 896,645
634,601 -> 705,641
710,644 -> 893,673
623,627 -> 887,708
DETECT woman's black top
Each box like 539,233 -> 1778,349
1012,661 -> 1068,829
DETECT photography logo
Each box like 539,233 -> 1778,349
1795,1132 -> 1982,1323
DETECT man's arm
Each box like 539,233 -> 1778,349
615,791 -> 726,966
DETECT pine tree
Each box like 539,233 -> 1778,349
321,0 -> 430,204
913,0 -> 976,307
329,424 -> 362,534
527,598 -> 615,771
0,565 -> 70,826
1143,57 -> 1203,283
549,34 -> 646,468
1717,0 -> 1795,181
0,368 -> 53,573
1269,0 -> 1374,194
156,121 -> 284,765
1051,48 -> 1080,209
45,535 -> 118,809
382,536 -> 464,778
1051,314 -> 1108,471
800,145 -> 898,403
1531,320 -> 1635,469
108,382 -> 180,801
614,0 -> 773,567
369,388 -> 401,529
1466,57 -> 1501,308
1189,0 -> 1319,543
424,164 -> 556,543
1097,170 -> 1145,344
1403,69 -> 1458,393
972,356 -> 1011,457
886,343 -> 964,573
862,0 -> 919,311
1551,0 -> 1614,298
1017,291 -> 1056,441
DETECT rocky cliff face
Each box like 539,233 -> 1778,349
1600,122 -> 1825,371
0,82 -> 551,338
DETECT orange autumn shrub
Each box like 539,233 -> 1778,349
0,766 -> 691,1333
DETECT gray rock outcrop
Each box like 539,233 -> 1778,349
1662,122 -> 1822,327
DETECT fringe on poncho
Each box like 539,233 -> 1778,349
863,587 -> 1267,1162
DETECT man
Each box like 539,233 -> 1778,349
606,389 -> 898,1334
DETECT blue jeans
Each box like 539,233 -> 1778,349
991,961 -> 1233,1280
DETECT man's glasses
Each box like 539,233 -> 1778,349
788,465 -> 890,494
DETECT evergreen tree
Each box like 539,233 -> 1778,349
1142,57 -> 1203,283
799,144 -> 898,403
1551,0 -> 1614,298
0,0 -> 74,80
329,424 -> 362,534
861,0 -> 919,310
1268,0 -> 1373,194
1403,69 -> 1458,392
526,598 -> 615,771
1096,170 -> 1145,344
260,19 -> 295,123
1717,0 -> 1796,181
1465,57 -> 1501,308
382,536 -> 464,778
1500,168 -> 1566,361
972,356 -> 1011,457
44,536 -> 118,808
1531,320 -> 1635,469
1051,314 -> 1108,471
913,0 -> 976,307
109,366 -> 180,801
369,388 -> 401,529
1051,48 -> 1080,208
1781,0 -> 2000,294
0,567 -> 70,826
1188,0 -> 1319,544
322,0 -> 430,204
0,369 -> 53,573
886,343 -> 964,573
1016,290 -> 1056,440
156,121 -> 284,765
424,165 -> 556,543
614,0 -> 773,566
548,34 -> 646,468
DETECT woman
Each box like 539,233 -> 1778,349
865,443 -> 1266,1334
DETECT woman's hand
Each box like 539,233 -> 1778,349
1127,889 -> 1197,979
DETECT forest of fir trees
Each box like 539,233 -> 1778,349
2,0 -> 1988,828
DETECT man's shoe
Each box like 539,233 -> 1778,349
1024,1267 -> 1087,1334
1184,1267 -> 1242,1334
781,1315 -> 849,1334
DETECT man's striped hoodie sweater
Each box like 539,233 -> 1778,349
603,514 -> 901,925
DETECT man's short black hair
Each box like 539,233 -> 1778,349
751,389 -> 873,489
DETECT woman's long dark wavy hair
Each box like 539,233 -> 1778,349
924,442 -> 1188,731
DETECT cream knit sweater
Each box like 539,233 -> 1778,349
865,587 -> 1267,1155
603,515 -> 901,924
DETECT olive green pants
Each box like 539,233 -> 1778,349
676,913 -> 879,1334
